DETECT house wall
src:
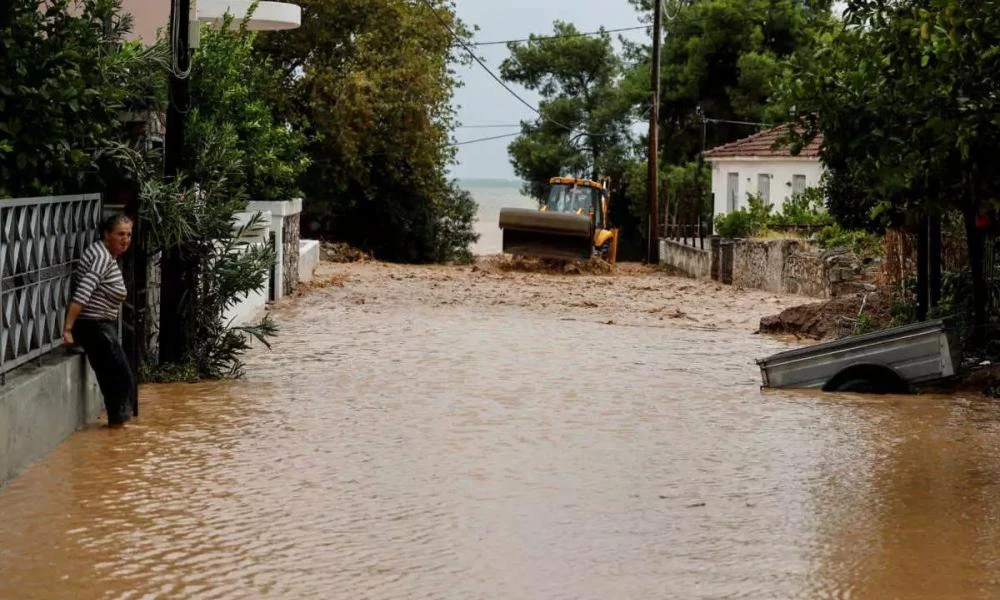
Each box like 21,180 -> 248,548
121,0 -> 171,43
709,158 -> 824,217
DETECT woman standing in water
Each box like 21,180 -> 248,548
63,215 -> 134,428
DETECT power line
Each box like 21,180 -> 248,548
454,132 -> 522,146
419,0 -> 641,140
457,124 -> 523,129
471,26 -> 646,46
704,117 -> 771,127
417,0 -> 586,135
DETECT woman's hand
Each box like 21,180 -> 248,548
63,329 -> 75,346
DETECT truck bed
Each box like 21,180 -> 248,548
757,318 -> 960,390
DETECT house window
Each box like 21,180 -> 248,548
792,174 -> 807,196
727,172 -> 739,212
758,174 -> 771,206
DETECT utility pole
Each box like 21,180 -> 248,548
161,0 -> 193,364
646,0 -> 663,264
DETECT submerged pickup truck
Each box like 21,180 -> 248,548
757,318 -> 961,394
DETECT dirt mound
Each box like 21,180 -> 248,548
758,291 -> 891,341
321,242 -> 372,263
476,255 -> 614,275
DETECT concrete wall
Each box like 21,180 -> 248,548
659,239 -> 711,279
223,210 -> 271,326
0,352 -> 103,487
299,239 -> 320,283
709,158 -> 824,217
247,199 -> 303,301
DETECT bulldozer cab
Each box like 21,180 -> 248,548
542,179 -> 606,229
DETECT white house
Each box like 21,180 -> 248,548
705,125 -> 824,217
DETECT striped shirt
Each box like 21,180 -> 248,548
72,241 -> 127,321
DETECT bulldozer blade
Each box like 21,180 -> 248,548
498,207 -> 593,261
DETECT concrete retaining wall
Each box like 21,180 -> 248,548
659,238 -> 711,279
0,352 -> 102,487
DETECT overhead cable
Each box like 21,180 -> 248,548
419,0 -> 643,140
471,26 -> 646,46
417,0 -> 585,133
454,132 -> 523,145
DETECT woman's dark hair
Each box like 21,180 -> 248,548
100,214 -> 133,235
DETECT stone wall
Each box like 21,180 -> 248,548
713,238 -> 874,298
282,214 -> 300,297
144,251 -> 161,366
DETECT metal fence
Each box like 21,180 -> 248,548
0,194 -> 101,381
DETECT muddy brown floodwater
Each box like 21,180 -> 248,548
2,260 -> 1000,599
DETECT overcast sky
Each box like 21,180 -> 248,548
448,2 -> 847,182
449,0 -> 648,181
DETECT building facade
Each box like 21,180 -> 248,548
705,126 -> 824,218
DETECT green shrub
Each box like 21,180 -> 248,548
714,192 -> 770,238
816,223 -> 883,256
770,187 -> 834,227
714,210 -> 756,238
191,16 -> 309,201
0,0 -> 167,197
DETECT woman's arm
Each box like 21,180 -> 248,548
63,302 -> 83,345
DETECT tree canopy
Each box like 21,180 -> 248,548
500,22 -> 644,200
780,0 -> 1000,342
627,0 -> 835,163
255,0 -> 477,263
0,0 -> 163,198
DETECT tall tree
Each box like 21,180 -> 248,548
254,0 -> 477,263
500,22 -> 644,200
781,0 -> 1000,345
626,0 -> 834,163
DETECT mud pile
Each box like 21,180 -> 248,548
758,291 -> 892,340
476,255 -> 614,275
321,242 -> 372,263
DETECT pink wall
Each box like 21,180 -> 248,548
122,0 -> 171,43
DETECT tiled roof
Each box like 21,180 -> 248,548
703,125 -> 822,159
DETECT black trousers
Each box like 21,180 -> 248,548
73,319 -> 134,425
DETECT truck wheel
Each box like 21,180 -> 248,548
822,364 -> 910,395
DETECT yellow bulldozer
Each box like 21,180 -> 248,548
497,176 -> 619,264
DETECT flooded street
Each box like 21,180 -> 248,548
3,261 -> 1000,599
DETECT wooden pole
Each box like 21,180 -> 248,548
161,0 -> 192,364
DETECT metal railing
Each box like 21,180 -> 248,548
663,223 -> 708,250
1,194 -> 101,381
